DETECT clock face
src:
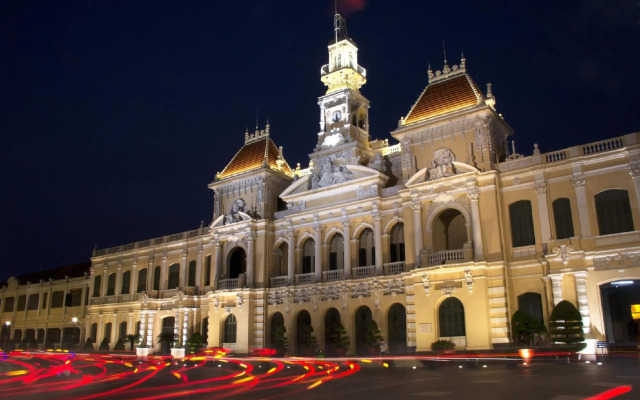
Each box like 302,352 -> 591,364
332,111 -> 342,122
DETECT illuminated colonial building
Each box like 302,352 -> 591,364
2,13 -> 639,354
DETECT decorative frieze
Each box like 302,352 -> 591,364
593,252 -> 640,271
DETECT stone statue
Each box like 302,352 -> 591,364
225,198 -> 246,224
311,156 -> 354,189
429,148 -> 456,180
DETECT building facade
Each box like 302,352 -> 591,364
2,14 -> 639,354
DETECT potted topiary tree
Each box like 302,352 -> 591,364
364,321 -> 383,356
125,334 -> 140,352
549,300 -> 585,354
271,326 -> 288,357
114,338 -> 126,351
98,337 -> 110,352
186,332 -> 204,355
330,322 -> 350,357
300,325 -> 319,357
431,339 -> 455,355
83,338 -> 95,353
512,310 -> 547,347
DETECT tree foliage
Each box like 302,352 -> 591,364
549,300 -> 584,345
511,310 -> 547,346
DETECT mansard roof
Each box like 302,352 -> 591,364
404,62 -> 485,125
217,127 -> 293,180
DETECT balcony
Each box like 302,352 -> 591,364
218,277 -> 242,290
384,261 -> 407,275
352,266 -> 375,278
322,270 -> 344,281
270,276 -> 289,287
295,273 -> 315,284
425,249 -> 467,266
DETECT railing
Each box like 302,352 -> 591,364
384,261 -> 406,274
296,273 -> 314,284
270,276 -> 289,287
583,138 -> 624,155
380,143 -> 402,156
218,278 -> 240,290
352,266 -> 375,278
545,150 -> 566,163
427,249 -> 464,265
323,270 -> 343,281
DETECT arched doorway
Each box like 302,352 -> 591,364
439,297 -> 466,343
433,209 -> 467,251
228,248 -> 246,279
324,308 -> 341,356
224,314 -> 237,344
388,303 -> 407,354
354,306 -> 372,355
600,280 -> 640,346
296,310 -> 312,355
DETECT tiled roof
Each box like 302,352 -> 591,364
404,74 -> 484,125
218,137 -> 293,180
3,261 -> 90,285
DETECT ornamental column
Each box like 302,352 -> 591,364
246,232 -> 256,288
534,182 -> 552,243
574,272 -> 591,335
179,251 -> 187,288
131,261 -> 139,295
115,263 -> 123,296
572,177 -> 591,238
550,274 -> 564,306
313,224 -> 322,282
411,201 -> 423,266
373,213 -> 383,275
160,255 -> 168,291
139,312 -> 147,345
213,240 -> 222,289
287,231 -> 295,285
146,312 -> 154,347
147,259 -> 154,292
468,189 -> 484,260
630,162 -> 640,212
342,218 -> 351,278
101,265 -> 108,297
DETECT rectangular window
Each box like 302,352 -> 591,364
17,295 -> 26,311
553,198 -> 574,239
3,297 -> 15,312
50,291 -> 64,308
188,261 -> 196,286
27,294 -> 39,310
42,293 -> 47,309
65,289 -> 83,307
509,200 -> 536,247
137,269 -> 147,293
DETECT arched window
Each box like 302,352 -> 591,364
433,209 -> 467,251
509,200 -> 535,247
162,317 -> 175,335
90,323 -> 97,342
105,322 -> 112,343
167,263 -> 180,289
224,314 -> 237,343
37,328 -> 45,343
296,310 -> 312,355
302,240 -> 315,274
188,261 -> 196,286
329,234 -> 344,270
595,189 -> 634,235
93,275 -> 102,297
518,292 -> 544,323
390,223 -> 405,262
137,268 -> 147,293
270,312 -> 285,346
153,266 -> 161,291
324,308 -> 341,356
121,271 -> 131,295
354,306 -> 372,355
439,297 -> 465,337
106,273 -> 116,296
119,321 -> 127,340
228,248 -> 246,279
358,229 -> 375,267
552,198 -> 574,239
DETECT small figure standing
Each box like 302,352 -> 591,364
379,339 -> 388,357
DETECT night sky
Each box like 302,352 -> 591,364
1,0 -> 639,281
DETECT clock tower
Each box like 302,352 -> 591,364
314,12 -> 373,165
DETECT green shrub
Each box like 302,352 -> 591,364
431,339 -> 455,350
271,325 -> 287,353
98,338 -> 110,352
83,338 -> 95,353
125,334 -> 140,351
330,322 -> 350,349
512,310 -> 547,346
114,338 -> 125,351
549,300 -> 585,345
364,321 -> 382,348
186,332 -> 204,354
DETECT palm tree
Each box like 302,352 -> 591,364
156,332 -> 176,354
125,334 -> 141,351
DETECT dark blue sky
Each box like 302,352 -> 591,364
1,0 -> 638,281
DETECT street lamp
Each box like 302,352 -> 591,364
71,317 -> 78,349
3,321 -> 11,350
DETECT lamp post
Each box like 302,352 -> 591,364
3,321 -> 10,350
71,317 -> 78,350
